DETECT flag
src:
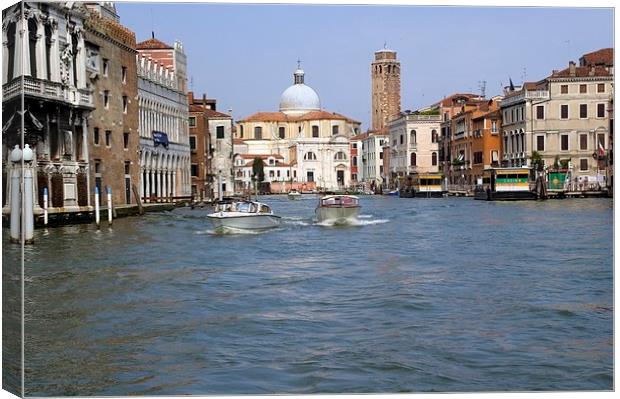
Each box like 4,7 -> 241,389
509,77 -> 515,91
457,153 -> 464,162
598,141 -> 605,157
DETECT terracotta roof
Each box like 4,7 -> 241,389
439,93 -> 480,107
238,110 -> 360,124
204,109 -> 231,119
550,65 -> 612,78
366,127 -> 389,135
137,37 -> 172,49
350,133 -> 369,141
579,48 -> 613,67
238,154 -> 284,160
189,105 -> 206,113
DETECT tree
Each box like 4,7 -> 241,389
530,151 -> 544,171
252,157 -> 264,182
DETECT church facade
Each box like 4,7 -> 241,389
234,66 -> 361,192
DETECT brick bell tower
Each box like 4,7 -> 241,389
371,46 -> 401,130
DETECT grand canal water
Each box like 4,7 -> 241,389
2,195 -> 613,395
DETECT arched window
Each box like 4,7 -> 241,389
304,152 -> 317,161
28,18 -> 38,78
312,125 -> 319,138
410,152 -> 417,166
45,24 -> 52,80
432,152 -> 437,166
6,22 -> 16,81
254,126 -> 262,139
431,129 -> 438,143
334,151 -> 347,161
410,130 -> 416,144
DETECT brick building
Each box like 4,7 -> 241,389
84,4 -> 140,205
188,92 -> 212,200
371,47 -> 401,130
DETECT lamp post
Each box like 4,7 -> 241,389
22,144 -> 34,244
9,144 -> 35,244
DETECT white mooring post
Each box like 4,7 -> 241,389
9,145 -> 22,243
95,185 -> 100,228
23,144 -> 34,244
107,186 -> 112,225
43,187 -> 48,226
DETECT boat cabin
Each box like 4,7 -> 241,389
320,195 -> 359,207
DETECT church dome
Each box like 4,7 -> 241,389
279,67 -> 321,115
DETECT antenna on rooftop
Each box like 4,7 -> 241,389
190,76 -> 194,91
297,58 -> 301,69
521,67 -> 527,84
150,7 -> 154,37
478,80 -> 487,98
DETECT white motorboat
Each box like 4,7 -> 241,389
315,195 -> 361,224
208,200 -> 281,230
287,189 -> 302,200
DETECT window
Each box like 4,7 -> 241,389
124,161 -> 130,175
254,126 -> 262,139
560,104 -> 569,119
597,103 -> 605,118
473,152 -> 482,164
400,134 -> 404,145
94,160 -> 101,173
580,134 -> 588,150
536,105 -> 544,120
189,116 -> 196,127
122,95 -> 128,113
491,120 -> 497,133
121,66 -> 127,84
191,164 -> 198,177
579,104 -> 587,119
432,152 -> 438,166
580,159 -> 588,171
410,130 -> 416,144
105,130 -> 111,147
352,143 -> 357,149
561,134 -> 569,151
239,125 -> 244,138
379,152 -> 383,160
304,152 -> 317,161
536,135 -> 545,151
410,152 -> 416,166
312,125 -> 319,138
334,152 -> 346,161
352,156 -> 357,166
216,126 -> 225,139
579,84 -> 587,94
189,136 -> 196,150
123,132 -> 129,149
103,59 -> 109,77
269,170 -> 274,178
561,84 -> 568,94
94,127 -> 100,145
278,127 -> 285,139
431,130 -> 438,143
597,133 -> 605,150
307,171 -> 314,182
332,125 -> 339,135
104,90 -> 109,108
597,83 -> 605,93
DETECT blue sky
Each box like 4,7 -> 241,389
116,2 -> 614,129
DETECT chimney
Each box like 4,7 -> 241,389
569,61 -> 576,76
188,91 -> 194,104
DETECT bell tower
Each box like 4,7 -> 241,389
371,46 -> 401,130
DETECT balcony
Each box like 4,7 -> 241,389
409,142 -> 417,150
500,89 -> 550,108
3,76 -> 93,109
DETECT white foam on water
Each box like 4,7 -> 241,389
199,227 -> 266,235
358,214 -> 374,219
351,218 -> 390,226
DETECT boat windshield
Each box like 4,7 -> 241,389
236,202 -> 252,213
321,196 -> 358,206
259,205 -> 271,213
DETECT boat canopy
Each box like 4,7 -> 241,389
320,195 -> 359,207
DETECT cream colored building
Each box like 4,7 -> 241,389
361,132 -> 387,187
500,48 -> 613,185
234,66 -> 361,191
388,112 -> 442,186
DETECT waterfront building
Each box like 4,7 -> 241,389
499,48 -> 613,186
360,129 -> 387,190
349,132 -> 368,186
136,36 -> 190,202
2,2 -> 94,214
188,92 -> 212,200
232,153 -> 294,193
387,111 -> 442,188
469,99 -> 502,183
371,47 -> 401,130
83,4 -> 140,206
432,93 -> 481,183
448,98 -> 489,186
235,66 -> 361,192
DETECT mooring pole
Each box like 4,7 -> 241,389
107,186 -> 112,225
95,185 -> 100,228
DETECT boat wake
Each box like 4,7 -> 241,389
358,214 -> 374,219
199,226 -> 266,235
